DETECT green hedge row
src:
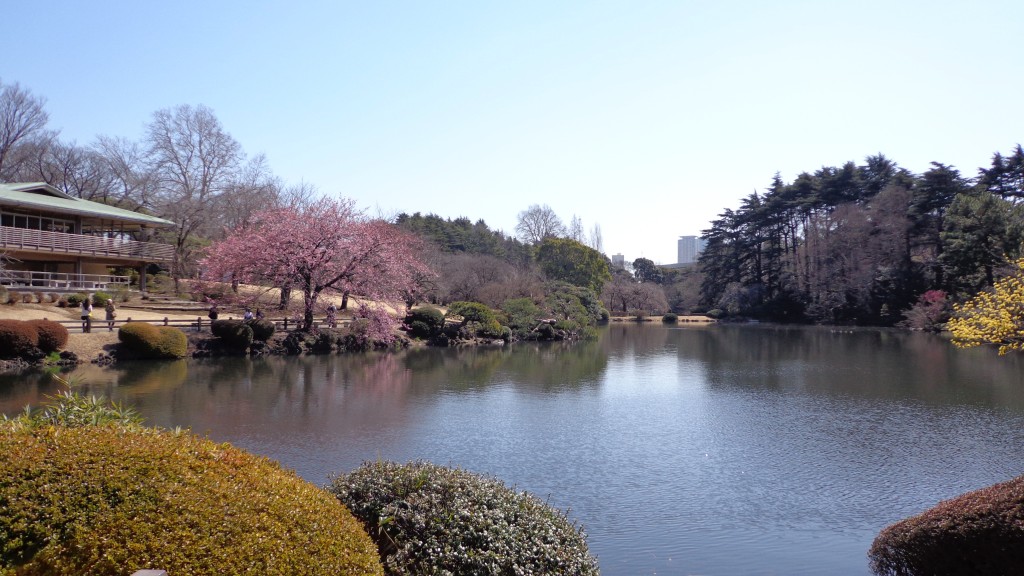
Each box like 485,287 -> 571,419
0,319 -> 68,359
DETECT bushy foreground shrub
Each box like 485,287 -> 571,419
662,313 -> 678,323
0,320 -> 40,359
118,322 -> 188,359
869,474 -> 1024,575
0,395 -> 383,576
329,460 -> 600,576
26,319 -> 69,352
211,319 -> 254,349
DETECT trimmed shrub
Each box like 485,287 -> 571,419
446,301 -> 497,325
0,407 -> 383,575
245,318 -> 275,341
464,318 -> 505,339
330,460 -> 600,576
26,319 -> 69,352
0,285 -> 6,305
403,306 -> 445,338
118,322 -> 188,359
0,320 -> 40,359
500,297 -> 544,339
406,320 -> 432,339
212,319 -> 254,349
662,312 -> 678,323
91,291 -> 112,306
64,293 -> 87,307
869,474 -> 1024,576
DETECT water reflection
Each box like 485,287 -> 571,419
3,324 -> 1024,575
687,324 -> 1024,407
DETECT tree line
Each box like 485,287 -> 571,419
0,79 -> 315,288
2,79 -> 641,333
697,149 -> 1024,325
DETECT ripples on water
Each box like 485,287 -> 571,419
3,324 -> 1024,575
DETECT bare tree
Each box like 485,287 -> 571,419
515,204 -> 565,244
26,139 -> 118,201
215,153 -> 282,234
279,180 -> 318,208
146,104 -> 243,285
94,135 -> 158,210
0,80 -> 50,181
588,223 -> 604,253
568,215 -> 585,243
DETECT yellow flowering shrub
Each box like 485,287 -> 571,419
948,258 -> 1024,355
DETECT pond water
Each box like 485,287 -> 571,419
4,323 -> 1024,575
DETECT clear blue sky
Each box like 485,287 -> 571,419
3,1 -> 1022,264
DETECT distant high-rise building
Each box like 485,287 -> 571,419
677,236 -> 706,265
611,253 -> 625,269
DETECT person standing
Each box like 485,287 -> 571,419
326,303 -> 337,328
80,297 -> 93,333
104,298 -> 117,331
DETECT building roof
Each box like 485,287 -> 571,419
0,182 -> 175,228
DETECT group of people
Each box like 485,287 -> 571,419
208,305 -> 266,322
76,298 -> 345,334
80,296 -> 116,333
207,303 -> 338,327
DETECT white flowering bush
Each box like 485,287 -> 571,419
329,460 -> 600,576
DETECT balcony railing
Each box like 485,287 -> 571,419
0,226 -> 174,262
0,270 -> 130,291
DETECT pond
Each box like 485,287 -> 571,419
4,323 -> 1024,575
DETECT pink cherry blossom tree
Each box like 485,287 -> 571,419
201,197 -> 431,332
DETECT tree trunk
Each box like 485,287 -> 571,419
279,286 -> 291,309
303,287 -> 318,331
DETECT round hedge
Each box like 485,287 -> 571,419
118,322 -> 188,359
0,319 -> 40,359
245,318 -> 276,341
0,423 -> 383,576
869,474 -> 1024,575
446,301 -> 497,325
329,460 -> 600,576
212,319 -> 255,349
403,306 -> 445,338
26,319 -> 69,352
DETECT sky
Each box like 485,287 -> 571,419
3,1 -> 1023,264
